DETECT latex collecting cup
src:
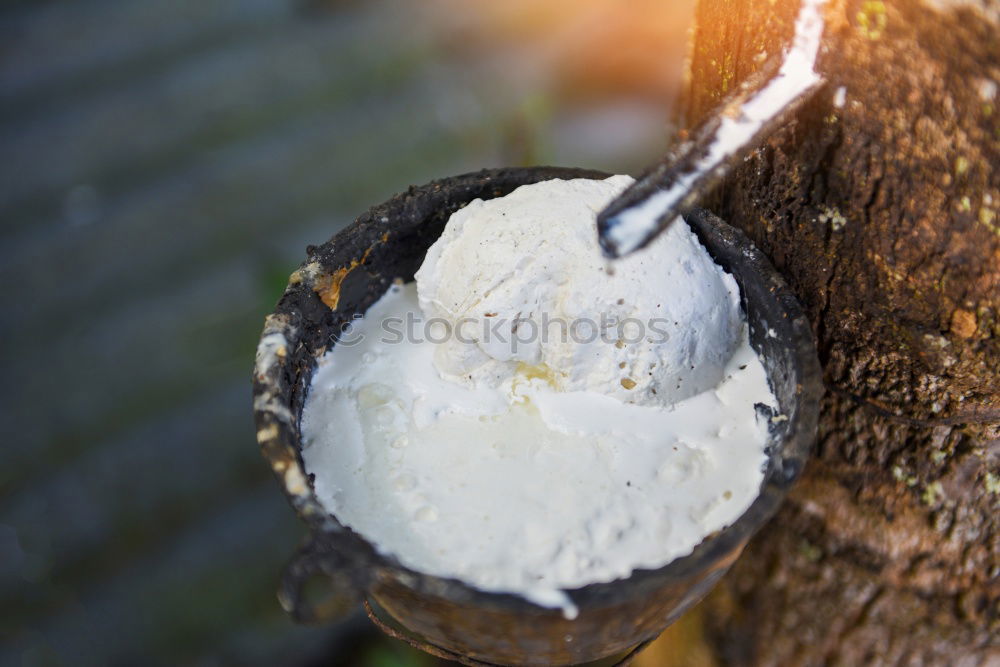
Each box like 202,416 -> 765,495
252,166 -> 822,666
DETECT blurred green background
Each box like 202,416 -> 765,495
0,0 -> 692,664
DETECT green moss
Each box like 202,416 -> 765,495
799,539 -> 823,562
819,206 -> 847,231
921,481 -> 944,506
979,206 -> 998,235
985,472 -> 1000,496
856,0 -> 888,40
892,465 -> 918,487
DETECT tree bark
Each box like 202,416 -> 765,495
679,0 -> 999,664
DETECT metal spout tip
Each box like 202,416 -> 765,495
596,213 -> 625,259
593,0 -> 827,260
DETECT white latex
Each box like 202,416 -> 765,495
415,176 -> 744,406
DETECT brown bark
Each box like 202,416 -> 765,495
677,0 -> 1000,664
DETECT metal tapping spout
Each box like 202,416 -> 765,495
597,0 -> 828,258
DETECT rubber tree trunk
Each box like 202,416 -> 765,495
677,0 -> 999,664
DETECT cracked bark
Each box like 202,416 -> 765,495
677,0 -> 1000,664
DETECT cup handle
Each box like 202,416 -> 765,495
278,534 -> 366,624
